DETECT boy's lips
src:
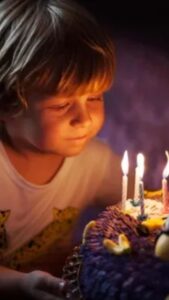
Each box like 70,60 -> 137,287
67,135 -> 88,140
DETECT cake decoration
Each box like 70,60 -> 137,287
155,231 -> 169,261
62,150 -> 169,299
103,234 -> 131,255
135,223 -> 150,237
142,217 -> 165,231
155,216 -> 169,261
82,220 -> 96,245
125,198 -> 164,219
63,206 -> 169,300
121,150 -> 169,216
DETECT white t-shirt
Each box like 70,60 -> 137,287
0,138 -> 121,270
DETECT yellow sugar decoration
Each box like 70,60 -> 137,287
142,218 -> 165,231
124,210 -> 131,215
144,189 -> 162,200
119,233 -> 131,249
82,220 -> 96,245
103,234 -> 131,255
103,238 -> 118,253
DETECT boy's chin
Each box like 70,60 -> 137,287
58,140 -> 90,157
58,145 -> 87,157
40,143 -> 88,157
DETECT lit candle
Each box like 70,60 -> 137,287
165,150 -> 169,160
137,153 -> 146,218
121,150 -> 129,211
162,157 -> 169,213
134,154 -> 140,200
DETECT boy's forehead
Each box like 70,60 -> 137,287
26,85 -> 106,102
23,70 -> 111,102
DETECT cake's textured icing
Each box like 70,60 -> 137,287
63,206 -> 169,300
125,198 -> 163,219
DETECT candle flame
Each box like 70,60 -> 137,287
137,153 -> 145,179
121,150 -> 129,175
163,160 -> 169,178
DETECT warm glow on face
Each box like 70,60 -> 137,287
163,161 -> 169,178
137,153 -> 145,179
121,150 -> 129,175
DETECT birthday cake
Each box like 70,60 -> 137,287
63,204 -> 169,300
123,188 -> 167,220
125,198 -> 163,219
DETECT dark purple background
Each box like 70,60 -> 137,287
79,1 -> 169,190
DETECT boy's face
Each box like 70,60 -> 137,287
5,91 -> 105,157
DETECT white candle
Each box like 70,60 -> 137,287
165,150 -> 169,160
162,177 -> 168,210
134,166 -> 139,200
121,150 -> 129,211
139,180 -> 145,216
162,158 -> 169,213
122,175 -> 128,210
134,153 -> 144,200
137,153 -> 145,217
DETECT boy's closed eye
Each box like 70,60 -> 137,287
87,96 -> 104,102
51,103 -> 71,111
46,95 -> 104,110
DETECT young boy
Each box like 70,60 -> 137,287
0,0 -> 126,298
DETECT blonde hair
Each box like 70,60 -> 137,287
0,0 -> 115,116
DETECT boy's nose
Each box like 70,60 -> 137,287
70,105 -> 92,128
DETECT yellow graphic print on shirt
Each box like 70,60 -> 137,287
4,207 -> 78,270
0,210 -> 10,255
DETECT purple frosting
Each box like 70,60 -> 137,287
79,207 -> 169,300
